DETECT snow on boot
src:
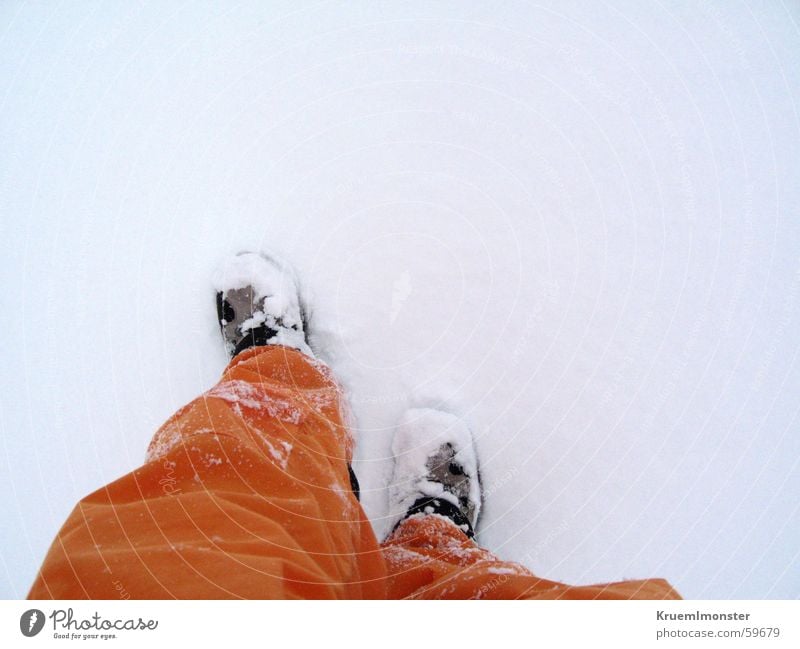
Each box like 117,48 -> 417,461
388,408 -> 482,538
212,252 -> 313,358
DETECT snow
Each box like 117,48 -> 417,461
207,380 -> 304,424
1,1 -> 799,599
259,438 -> 293,471
212,253 -> 295,315
486,565 -> 528,576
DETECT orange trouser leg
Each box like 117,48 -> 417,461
29,346 -> 386,599
30,344 -> 679,600
382,516 -> 681,599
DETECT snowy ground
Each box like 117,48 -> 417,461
2,1 -> 799,599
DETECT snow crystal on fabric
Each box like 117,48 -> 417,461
145,419 -> 216,462
207,380 -> 303,424
255,436 -> 292,469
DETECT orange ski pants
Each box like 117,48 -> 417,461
29,346 -> 679,599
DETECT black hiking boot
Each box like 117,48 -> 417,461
388,408 -> 482,538
213,252 -> 312,358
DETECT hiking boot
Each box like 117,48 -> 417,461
212,252 -> 312,358
388,408 -> 481,538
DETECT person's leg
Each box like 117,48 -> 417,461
381,408 -> 680,600
382,516 -> 678,599
29,345 -> 386,599
30,253 -> 387,599
29,251 -> 679,601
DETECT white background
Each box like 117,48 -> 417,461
2,601 -> 797,647
1,1 -> 799,599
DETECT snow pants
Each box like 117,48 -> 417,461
29,346 -> 680,599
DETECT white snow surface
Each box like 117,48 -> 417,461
388,408 -> 481,531
1,1 -> 799,599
